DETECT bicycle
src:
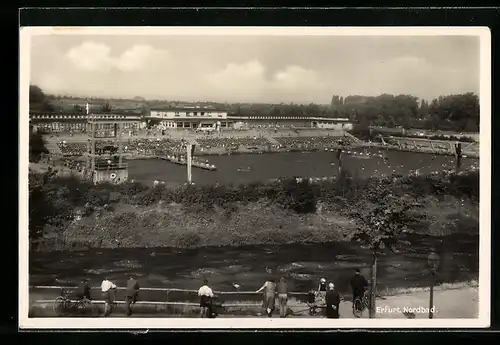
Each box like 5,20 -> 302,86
53,289 -> 94,316
352,290 -> 370,318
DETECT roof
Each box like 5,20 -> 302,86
227,115 -> 351,122
29,112 -> 143,121
150,107 -> 226,112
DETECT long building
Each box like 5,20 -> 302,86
28,108 -> 354,133
149,107 -> 230,130
29,112 -> 145,133
148,107 -> 353,131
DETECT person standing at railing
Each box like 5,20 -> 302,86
125,276 -> 140,317
316,278 -> 327,302
325,283 -> 340,319
256,278 -> 276,317
75,278 -> 91,301
101,277 -> 117,317
198,279 -> 214,318
276,276 -> 288,318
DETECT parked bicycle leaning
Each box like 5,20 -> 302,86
53,289 -> 93,316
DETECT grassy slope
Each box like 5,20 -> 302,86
36,194 -> 478,252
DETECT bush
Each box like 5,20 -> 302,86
28,169 -> 479,249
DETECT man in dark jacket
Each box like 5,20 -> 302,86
350,268 -> 368,306
75,278 -> 91,300
325,283 -> 340,319
125,276 -> 140,317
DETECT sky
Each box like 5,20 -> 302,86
29,34 -> 480,104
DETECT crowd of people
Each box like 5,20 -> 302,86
196,136 -> 273,151
56,138 -> 186,157
121,138 -> 185,156
198,268 -> 369,319
75,276 -> 140,317
274,135 -> 355,151
57,141 -> 88,156
69,268 -> 369,319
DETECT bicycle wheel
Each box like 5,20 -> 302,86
352,298 -> 363,318
53,297 -> 67,316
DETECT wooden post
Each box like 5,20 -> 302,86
429,272 -> 435,319
187,144 -> 192,184
118,122 -> 123,166
86,139 -> 91,172
455,142 -> 462,173
90,120 -> 95,172
337,146 -> 343,178
369,252 -> 378,319
427,252 -> 440,319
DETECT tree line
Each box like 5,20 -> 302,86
30,85 -> 127,114
330,93 -> 479,132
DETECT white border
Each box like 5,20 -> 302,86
19,26 -> 491,329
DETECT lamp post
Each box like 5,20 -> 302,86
336,140 -> 344,177
427,252 -> 440,319
454,142 -> 462,173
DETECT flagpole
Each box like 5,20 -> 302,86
187,144 -> 192,184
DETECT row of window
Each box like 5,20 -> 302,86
153,111 -> 226,118
160,121 -> 232,129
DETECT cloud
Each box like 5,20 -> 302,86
65,42 -> 167,72
33,36 -> 478,103
272,65 -> 324,90
66,42 -> 115,72
115,45 -> 166,71
203,61 -> 328,102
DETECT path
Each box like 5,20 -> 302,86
347,287 -> 478,319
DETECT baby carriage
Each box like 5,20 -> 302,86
206,296 -> 223,318
307,290 -> 326,316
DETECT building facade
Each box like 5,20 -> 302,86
29,110 -> 354,134
148,108 -> 353,131
29,113 -> 145,133
226,116 -> 353,130
148,107 -> 230,130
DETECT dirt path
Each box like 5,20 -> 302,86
341,287 -> 478,319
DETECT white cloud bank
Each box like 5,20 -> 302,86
57,41 -> 331,103
30,37 -> 480,103
65,42 -> 168,72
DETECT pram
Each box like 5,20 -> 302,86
206,296 -> 223,318
307,291 -> 326,316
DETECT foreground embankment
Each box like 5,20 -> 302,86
29,170 -> 479,252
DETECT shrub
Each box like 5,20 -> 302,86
28,170 -> 479,248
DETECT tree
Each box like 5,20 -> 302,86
344,185 -> 425,318
29,85 -> 46,104
73,104 -> 85,113
29,84 -> 56,112
101,102 -> 113,113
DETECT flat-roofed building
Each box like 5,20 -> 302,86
226,115 -> 353,131
29,112 -> 145,133
148,107 -> 353,131
148,107 -> 229,131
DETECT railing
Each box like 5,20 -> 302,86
94,163 -> 128,170
29,285 -> 308,296
29,285 -> 312,309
